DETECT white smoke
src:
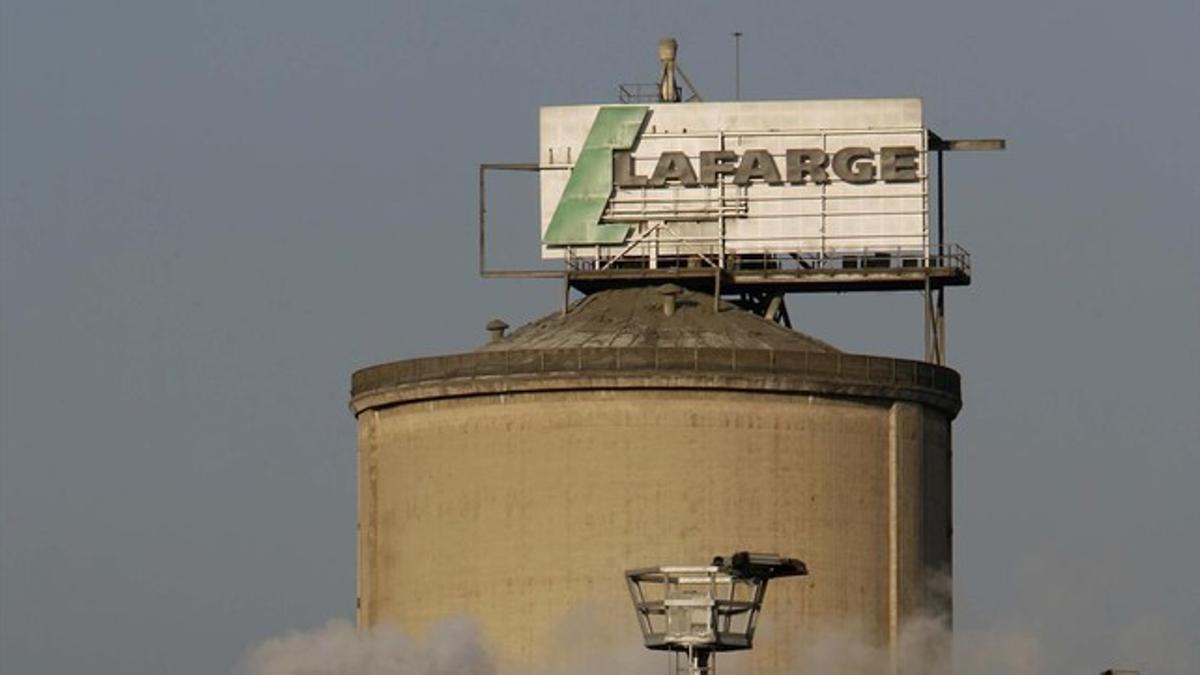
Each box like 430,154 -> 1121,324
233,618 -> 493,675
230,615 -> 982,675
532,601 -> 668,675
235,580 -> 1195,675
789,614 -> 1038,675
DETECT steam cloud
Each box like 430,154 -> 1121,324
234,618 -> 493,675
235,552 -> 1196,675
230,615 -> 1010,675
234,612 -> 1193,675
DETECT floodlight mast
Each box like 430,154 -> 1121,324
619,37 -> 702,104
658,38 -> 679,103
626,552 -> 807,675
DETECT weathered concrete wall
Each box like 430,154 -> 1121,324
355,385 -> 952,674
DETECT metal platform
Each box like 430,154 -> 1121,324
563,245 -> 970,295
477,127 -> 1001,367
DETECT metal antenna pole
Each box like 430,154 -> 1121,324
733,32 -> 742,100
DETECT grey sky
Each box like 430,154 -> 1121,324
1,1 -> 1197,673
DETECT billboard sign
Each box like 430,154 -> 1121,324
539,98 -> 928,261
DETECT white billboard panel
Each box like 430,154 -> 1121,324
538,98 -> 927,261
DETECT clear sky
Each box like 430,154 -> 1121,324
1,1 -> 1197,673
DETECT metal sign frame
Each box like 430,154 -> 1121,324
477,133 -> 1001,365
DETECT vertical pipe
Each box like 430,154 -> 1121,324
937,149 -> 945,252
887,404 -> 902,675
946,423 -> 955,633
355,419 -> 365,627
714,270 -> 722,312
357,410 -> 381,627
936,149 -> 947,364
562,265 -> 570,316
923,276 -> 933,363
718,130 -> 727,270
938,290 -> 946,363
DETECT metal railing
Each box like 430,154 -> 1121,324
562,240 -> 971,277
618,83 -> 669,103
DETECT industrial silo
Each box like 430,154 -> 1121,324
350,285 -> 959,673
351,46 -> 1006,669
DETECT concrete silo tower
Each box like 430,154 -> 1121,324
352,287 -> 960,672
352,61 -> 1000,673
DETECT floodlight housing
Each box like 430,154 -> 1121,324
625,551 -> 807,674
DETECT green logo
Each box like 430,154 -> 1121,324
542,106 -> 649,246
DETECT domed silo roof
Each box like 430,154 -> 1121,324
352,284 -> 960,420
476,285 -> 840,353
